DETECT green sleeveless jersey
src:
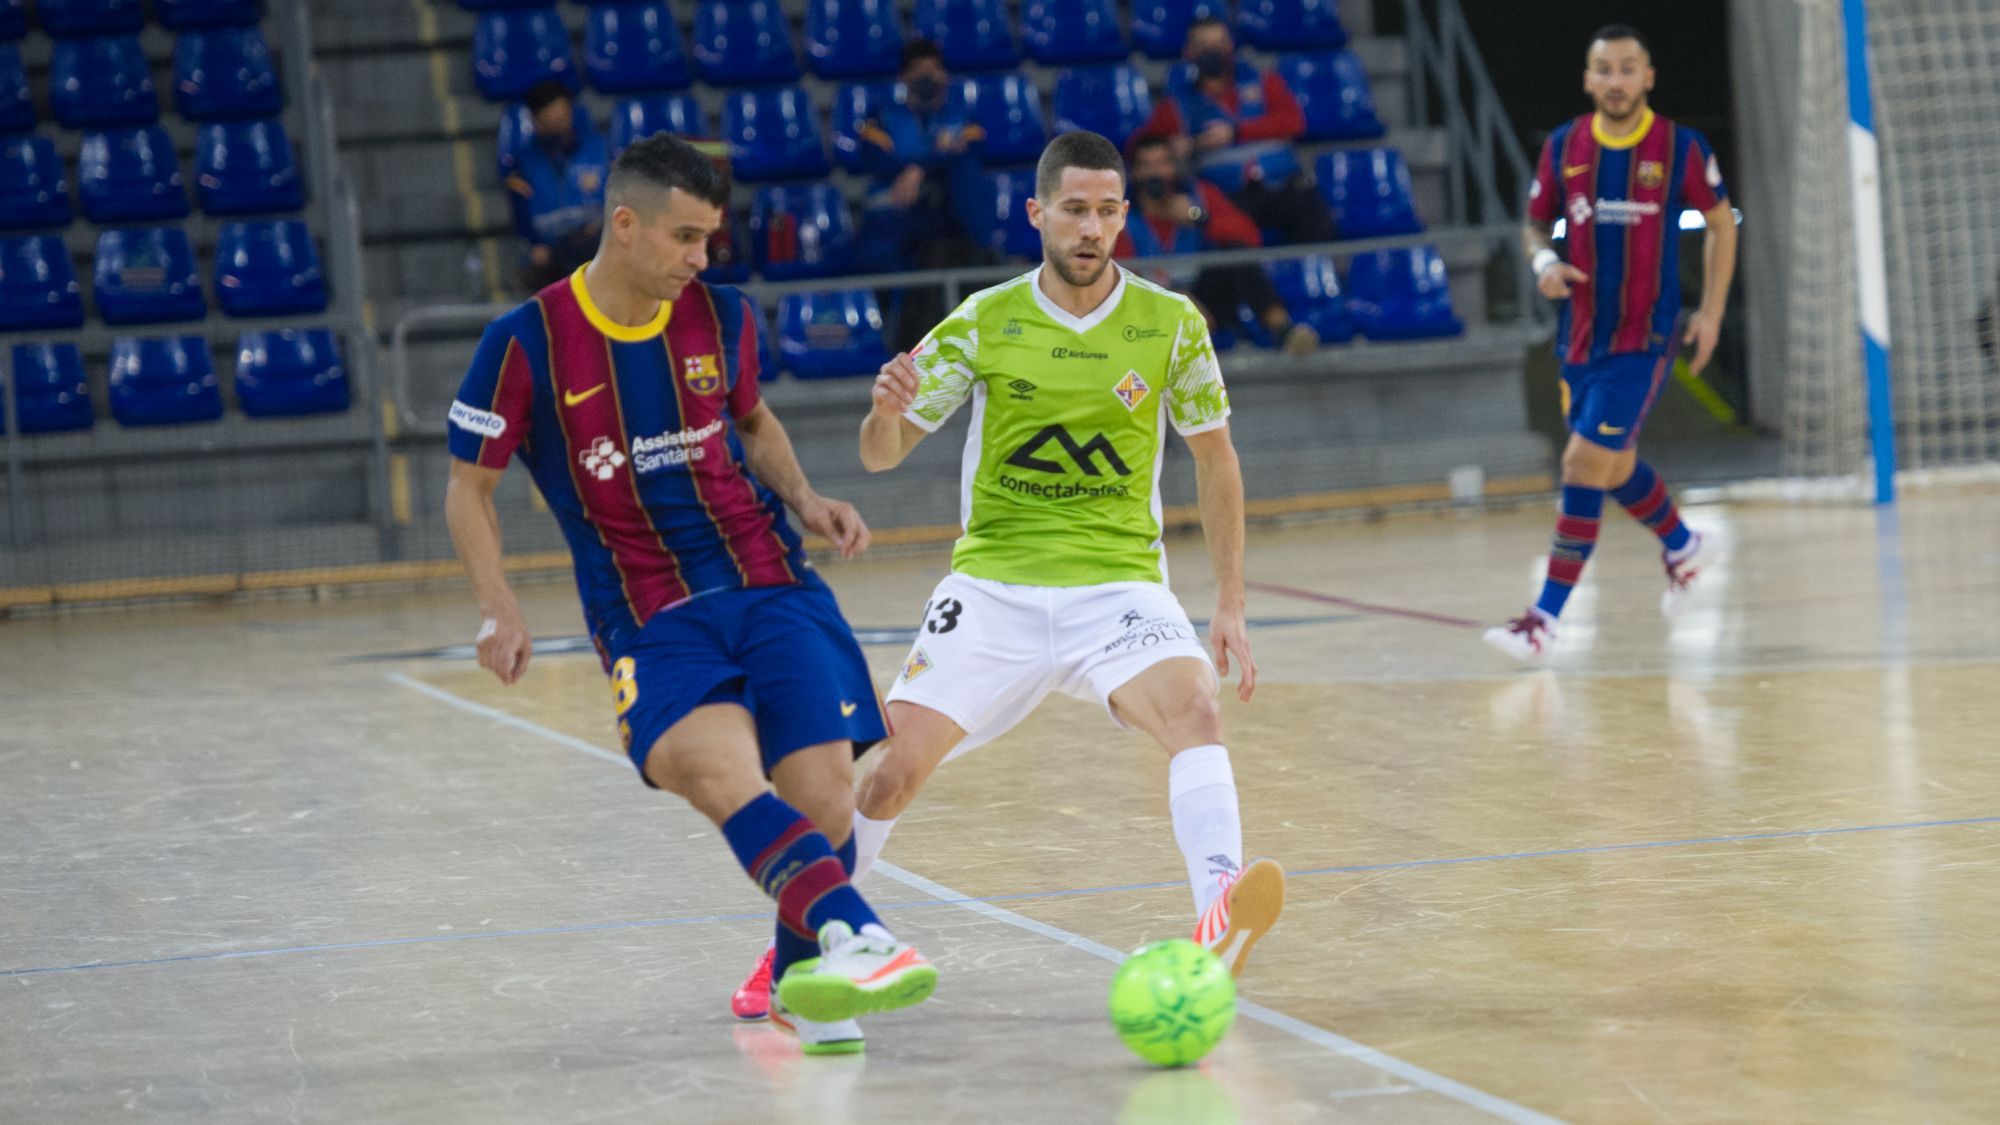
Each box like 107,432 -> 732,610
904,266 -> 1230,586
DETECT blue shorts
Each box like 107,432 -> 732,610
1560,349 -> 1671,451
606,575 -> 889,785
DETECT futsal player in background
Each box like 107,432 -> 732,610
444,134 -> 935,1055
1485,24 -> 1739,663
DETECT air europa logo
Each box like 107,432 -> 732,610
1051,347 -> 1108,360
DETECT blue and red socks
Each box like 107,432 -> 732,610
1533,484 -> 1604,620
1610,461 -> 1693,555
722,793 -> 882,986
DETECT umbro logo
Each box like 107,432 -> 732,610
1007,378 -> 1036,400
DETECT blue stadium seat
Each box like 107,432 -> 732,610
804,0 -> 904,80
51,36 -> 159,128
829,80 -> 898,174
699,210 -> 753,284
1280,50 -> 1384,142
0,0 -> 23,40
956,72 -> 1045,166
0,235 -> 83,330
692,1 -> 799,86
1345,246 -> 1462,340
584,2 -> 691,93
37,0 -> 145,37
777,291 -> 891,379
158,0 -> 264,30
1316,148 -> 1421,237
473,6 -> 578,101
109,336 -> 223,427
1237,0 -> 1346,51
749,183 -> 855,280
1130,0 -> 1227,59
94,227 -> 206,325
1022,0 -> 1126,65
1052,64 -> 1150,149
195,118 -> 304,215
0,44 -> 29,133
1265,256 -> 1355,344
912,0 -> 1016,71
496,98 -> 596,179
722,85 -> 828,182
214,219 -> 326,316
0,136 -> 71,231
981,168 -> 1040,259
79,126 -> 189,222
174,27 -> 284,121
236,328 -> 349,417
608,93 -> 708,157
457,0 -> 547,8
7,344 -> 93,434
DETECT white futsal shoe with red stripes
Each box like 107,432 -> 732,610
1660,531 -> 1710,617
1193,858 -> 1286,977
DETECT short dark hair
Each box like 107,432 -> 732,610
522,79 -> 573,116
1036,131 -> 1125,199
900,37 -> 943,71
1127,133 -> 1174,163
1589,23 -> 1649,56
607,133 -> 730,211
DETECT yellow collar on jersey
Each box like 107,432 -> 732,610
1591,106 -> 1655,150
571,265 -> 673,342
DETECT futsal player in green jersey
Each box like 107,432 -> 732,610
730,133 -> 1284,1023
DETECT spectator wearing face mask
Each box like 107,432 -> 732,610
852,39 -> 989,276
1129,17 -> 1336,248
502,80 -> 610,294
1115,135 -> 1319,355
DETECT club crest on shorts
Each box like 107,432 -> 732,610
1113,370 -> 1151,411
900,646 -> 933,683
1637,160 -> 1665,189
683,354 -> 722,395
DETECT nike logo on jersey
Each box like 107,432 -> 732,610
840,701 -> 859,717
1597,422 -> 1626,436
564,384 -> 607,407
1564,163 -> 1593,178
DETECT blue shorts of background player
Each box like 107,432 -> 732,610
1560,349 -> 1673,451
610,573 -> 889,785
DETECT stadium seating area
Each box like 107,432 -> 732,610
412,0 -> 1453,379
0,0 -> 348,434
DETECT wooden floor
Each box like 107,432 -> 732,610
5,492 -> 1999,1123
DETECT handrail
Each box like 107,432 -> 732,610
387,225 -> 1518,431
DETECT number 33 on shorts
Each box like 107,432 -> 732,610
611,656 -> 638,747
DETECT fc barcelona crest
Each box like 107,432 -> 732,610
1637,160 -> 1665,189
683,353 -> 722,395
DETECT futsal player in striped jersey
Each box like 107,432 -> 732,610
1486,24 -> 1739,663
444,135 -> 934,1054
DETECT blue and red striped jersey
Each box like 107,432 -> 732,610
447,268 -> 806,655
1528,109 -> 1728,365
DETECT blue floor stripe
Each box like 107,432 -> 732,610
9,813 -> 1995,980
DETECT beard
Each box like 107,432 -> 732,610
1044,246 -> 1113,289
1595,95 -> 1642,122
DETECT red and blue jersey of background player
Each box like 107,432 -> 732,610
447,267 -> 807,659
1528,108 -> 1728,365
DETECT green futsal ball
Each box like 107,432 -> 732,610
1108,939 -> 1237,1067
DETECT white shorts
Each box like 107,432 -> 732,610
885,573 -> 1216,762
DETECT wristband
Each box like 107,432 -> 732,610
1532,249 -> 1560,278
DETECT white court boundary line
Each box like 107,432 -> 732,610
389,672 -> 1564,1124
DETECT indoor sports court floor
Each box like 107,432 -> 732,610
6,492 -> 2000,1123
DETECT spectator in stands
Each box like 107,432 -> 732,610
1115,135 -> 1318,355
852,38 -> 994,347
504,80 -> 610,294
1130,16 -> 1336,247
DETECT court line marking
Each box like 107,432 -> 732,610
1247,580 -> 1484,630
871,860 -> 1561,1124
384,673 -> 1560,1124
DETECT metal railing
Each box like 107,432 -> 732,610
388,225 -> 1525,432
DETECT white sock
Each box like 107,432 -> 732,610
1169,744 -> 1242,916
850,809 -> 898,884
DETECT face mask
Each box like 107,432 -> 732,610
1137,176 -> 1175,202
907,76 -> 944,106
1194,49 -> 1230,79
